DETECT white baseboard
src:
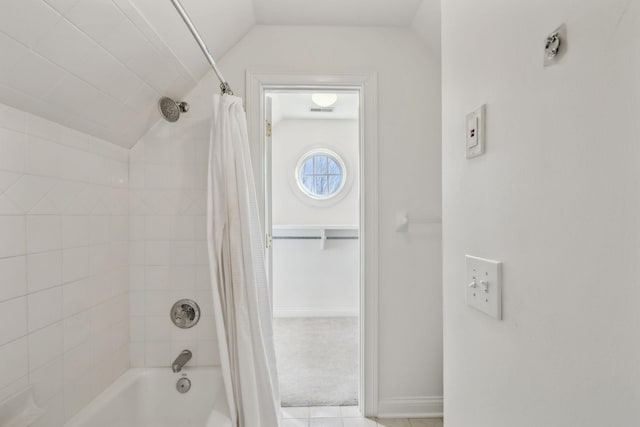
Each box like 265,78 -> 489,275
377,396 -> 443,419
273,307 -> 358,318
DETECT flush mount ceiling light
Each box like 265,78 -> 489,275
311,93 -> 338,107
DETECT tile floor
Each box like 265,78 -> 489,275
281,406 -> 444,427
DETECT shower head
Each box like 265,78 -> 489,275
158,97 -> 190,122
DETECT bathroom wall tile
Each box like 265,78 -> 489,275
89,244 -> 111,274
29,321 -> 64,370
174,215 -> 196,240
4,175 -> 55,213
0,216 -> 26,258
110,215 -> 129,241
25,136 -> 63,178
0,256 -> 27,302
130,291 -> 145,316
198,340 -> 220,366
26,215 -> 61,252
195,265 -> 211,290
63,311 -> 91,352
0,103 -> 26,132
62,277 -> 95,317
0,0 -> 61,48
129,241 -> 145,265
0,337 -> 28,390
196,290 -> 214,317
29,393 -> 65,427
61,215 -> 90,248
63,340 -> 94,382
0,127 -> 26,173
130,316 -> 145,341
145,290 -> 173,316
145,316 -> 171,341
64,369 -> 98,420
197,317 -> 216,341
62,247 -> 90,283
0,376 -> 29,405
129,342 -> 145,367
111,344 -> 129,378
171,241 -> 196,265
145,241 -> 171,265
145,266 -> 169,290
145,215 -> 174,240
144,341 -> 171,367
171,323 -> 197,344
0,296 -> 27,346
28,286 -> 63,332
129,215 -> 145,240
145,163 -> 171,189
129,265 -> 145,290
195,240 -> 208,265
29,356 -> 63,405
194,215 -> 206,239
90,215 -> 110,244
27,250 -> 62,292
0,101 -> 129,424
169,265 -> 196,290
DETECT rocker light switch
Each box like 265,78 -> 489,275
466,255 -> 502,320
466,105 -> 486,158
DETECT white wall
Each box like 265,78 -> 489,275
0,102 -> 129,427
272,118 -> 359,317
441,1 -> 640,426
272,119 -> 359,226
128,119 -> 219,368
273,238 -> 359,317
178,25 -> 443,415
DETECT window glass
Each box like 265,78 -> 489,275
296,151 -> 345,199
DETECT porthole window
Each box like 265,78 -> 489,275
295,149 -> 346,200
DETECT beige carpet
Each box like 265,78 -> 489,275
274,317 -> 359,407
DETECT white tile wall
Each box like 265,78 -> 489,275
129,118 -> 218,368
0,0 -> 200,146
0,102 -> 129,427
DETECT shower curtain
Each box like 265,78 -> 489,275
206,94 -> 281,427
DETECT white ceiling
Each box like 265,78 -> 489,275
269,92 -> 359,125
254,0 -> 423,26
0,0 -> 434,148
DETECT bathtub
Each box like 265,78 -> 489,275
63,367 -> 231,427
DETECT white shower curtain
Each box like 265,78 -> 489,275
206,94 -> 281,427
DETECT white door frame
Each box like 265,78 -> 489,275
245,69 -> 379,416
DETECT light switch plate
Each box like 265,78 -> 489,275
466,255 -> 502,319
466,105 -> 486,158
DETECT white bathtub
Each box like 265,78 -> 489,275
63,367 -> 231,427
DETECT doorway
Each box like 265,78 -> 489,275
264,89 -> 361,409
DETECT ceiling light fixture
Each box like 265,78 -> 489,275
311,93 -> 338,108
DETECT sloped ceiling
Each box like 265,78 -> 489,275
0,0 -> 433,149
253,0 -> 423,26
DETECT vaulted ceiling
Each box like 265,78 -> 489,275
0,0 -> 437,148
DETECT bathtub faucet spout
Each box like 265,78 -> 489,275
172,349 -> 192,373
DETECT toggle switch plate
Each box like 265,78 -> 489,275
466,255 -> 502,320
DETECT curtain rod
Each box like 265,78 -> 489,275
169,0 -> 233,95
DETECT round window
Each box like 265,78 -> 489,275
295,150 -> 346,199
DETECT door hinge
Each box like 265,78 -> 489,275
266,121 -> 272,138
266,233 -> 273,249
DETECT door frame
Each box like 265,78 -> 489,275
245,69 -> 379,416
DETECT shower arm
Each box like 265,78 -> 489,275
169,0 -> 233,95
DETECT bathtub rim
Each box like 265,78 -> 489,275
62,366 -> 230,427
